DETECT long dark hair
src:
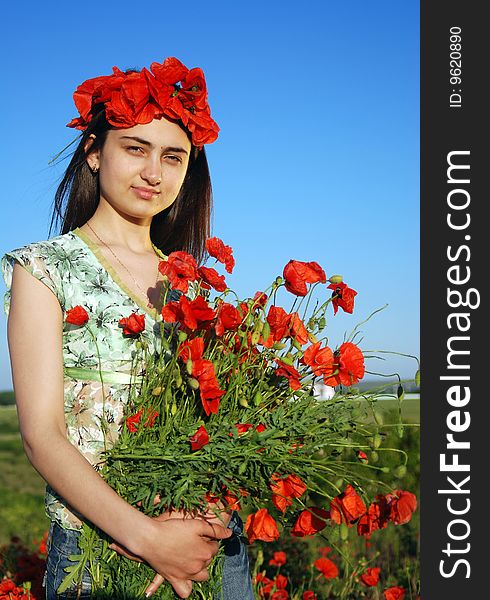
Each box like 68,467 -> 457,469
49,109 -> 213,263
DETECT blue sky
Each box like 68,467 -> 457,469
0,1 -> 419,388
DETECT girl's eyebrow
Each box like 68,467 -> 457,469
120,135 -> 189,154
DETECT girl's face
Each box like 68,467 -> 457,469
88,118 -> 192,224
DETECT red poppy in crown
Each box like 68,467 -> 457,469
67,57 -> 219,147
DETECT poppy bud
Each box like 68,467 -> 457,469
171,401 -> 177,416
251,331 -> 261,345
318,317 -> 326,330
178,330 -> 188,342
273,342 -> 287,350
328,275 -> 343,284
374,411 -> 384,425
335,478 -> 344,489
293,339 -> 303,351
394,465 -> 407,478
340,522 -> 349,541
254,391 -> 263,405
239,397 -> 250,408
188,378 -> 200,390
152,387 -> 162,396
186,359 -> 193,375
262,322 -> 271,342
397,384 -> 405,401
381,467 -> 390,473
174,374 -> 183,388
275,276 -> 283,286
415,369 -> 420,387
372,434 -> 383,449
308,332 -> 318,343
135,340 -> 142,349
165,386 -> 173,404
370,451 -> 379,463
280,355 -> 294,366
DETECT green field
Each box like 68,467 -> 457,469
0,397 -> 420,545
0,407 -> 49,544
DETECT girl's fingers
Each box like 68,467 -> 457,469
165,577 -> 193,599
108,542 -> 143,562
144,573 -> 165,597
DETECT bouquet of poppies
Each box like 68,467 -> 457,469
61,238 -> 413,599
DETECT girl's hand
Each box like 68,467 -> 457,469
111,506 -> 232,598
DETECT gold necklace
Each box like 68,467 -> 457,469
85,222 -> 158,302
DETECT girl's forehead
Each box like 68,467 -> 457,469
109,118 -> 192,150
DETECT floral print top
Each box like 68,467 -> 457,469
2,227 -> 173,530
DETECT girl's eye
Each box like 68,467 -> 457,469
164,155 -> 182,164
127,146 -> 144,154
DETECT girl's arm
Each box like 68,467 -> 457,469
7,264 -> 230,599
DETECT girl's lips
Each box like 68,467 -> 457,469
132,187 -> 160,200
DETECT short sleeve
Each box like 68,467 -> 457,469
2,244 -> 65,316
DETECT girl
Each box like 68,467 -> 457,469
2,57 -> 254,600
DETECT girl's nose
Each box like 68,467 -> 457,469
141,156 -> 162,186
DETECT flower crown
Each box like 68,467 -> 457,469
67,57 -> 219,147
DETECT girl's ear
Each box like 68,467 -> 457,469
84,134 -> 100,172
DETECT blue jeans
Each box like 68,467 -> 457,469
44,512 -> 254,599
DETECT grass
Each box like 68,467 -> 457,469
0,407 -> 49,545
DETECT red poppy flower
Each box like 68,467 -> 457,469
65,305 -> 89,326
318,546 -> 331,556
283,260 -> 326,296
274,360 -> 302,390
189,425 -> 209,450
302,342 -> 334,378
383,586 -> 405,600
271,473 -> 307,513
223,490 -> 241,511
357,495 -> 391,537
324,342 -> 365,386
178,337 -> 205,362
215,302 -> 242,336
206,237 -> 235,273
386,490 -> 417,525
145,410 -> 159,428
288,312 -> 309,345
245,508 -> 280,543
313,557 -> 339,579
265,305 -> 291,345
360,567 -> 381,587
303,592 -> 317,600
274,574 -> 288,590
125,409 -> 143,432
158,251 -> 198,293
291,507 -> 329,537
125,408 -> 158,432
255,573 -> 275,598
329,484 -> 367,526
252,291 -> 268,309
269,551 -> 287,567
119,312 -> 145,335
191,358 -> 225,415
198,265 -> 227,292
234,423 -> 254,435
328,282 -> 357,315
270,590 -> 288,600
356,450 -> 369,463
162,295 -> 216,331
